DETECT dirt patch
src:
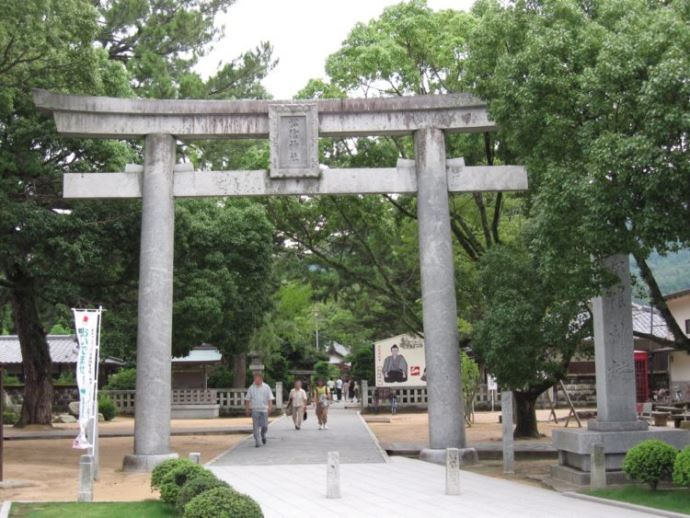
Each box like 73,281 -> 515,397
0,434 -> 244,502
368,408 -> 594,445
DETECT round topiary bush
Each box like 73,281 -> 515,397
159,463 -> 213,504
184,487 -> 263,518
622,439 -> 677,489
673,446 -> 690,487
176,473 -> 230,512
98,393 -> 116,421
151,458 -> 195,491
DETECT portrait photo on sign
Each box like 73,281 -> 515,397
374,334 -> 426,388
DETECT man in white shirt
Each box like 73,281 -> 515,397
245,373 -> 274,447
288,379 -> 308,430
335,377 -> 343,401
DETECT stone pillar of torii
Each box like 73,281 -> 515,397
34,90 -> 527,471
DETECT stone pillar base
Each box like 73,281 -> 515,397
122,452 -> 179,472
551,427 -> 689,487
420,448 -> 478,466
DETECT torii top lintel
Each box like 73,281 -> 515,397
32,89 -> 495,140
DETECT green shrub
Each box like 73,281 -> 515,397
184,487 -> 263,518
622,439 -> 677,489
2,409 -> 17,425
151,458 -> 195,490
3,373 -> 21,385
176,474 -> 230,512
159,463 -> 212,504
105,368 -> 137,390
98,393 -> 116,421
55,371 -> 76,385
673,446 -> 690,486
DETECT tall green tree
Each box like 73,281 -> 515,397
466,0 -> 690,350
474,240 -> 592,437
173,199 -> 274,365
0,0 -> 274,424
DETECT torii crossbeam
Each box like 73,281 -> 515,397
34,89 -> 527,471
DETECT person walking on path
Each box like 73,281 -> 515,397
313,378 -> 332,430
335,377 -> 343,401
288,379 -> 308,430
342,379 -> 350,403
245,373 -> 273,447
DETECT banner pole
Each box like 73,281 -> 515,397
91,307 -> 102,481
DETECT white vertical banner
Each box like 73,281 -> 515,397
72,308 -> 101,450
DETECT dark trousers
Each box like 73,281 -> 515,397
336,388 -> 342,400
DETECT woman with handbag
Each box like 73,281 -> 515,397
313,378 -> 331,430
287,379 -> 308,430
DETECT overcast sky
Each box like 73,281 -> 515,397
196,0 -> 476,99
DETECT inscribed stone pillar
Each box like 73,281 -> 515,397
123,134 -> 178,471
501,391 -> 515,474
588,254 -> 647,432
415,127 -> 465,449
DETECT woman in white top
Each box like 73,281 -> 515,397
288,379 -> 308,430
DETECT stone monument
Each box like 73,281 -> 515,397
33,90 -> 528,470
551,255 -> 689,486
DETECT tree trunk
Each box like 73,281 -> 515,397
232,353 -> 246,389
513,390 -> 541,439
8,267 -> 53,427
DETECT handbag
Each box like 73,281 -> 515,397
303,410 -> 308,421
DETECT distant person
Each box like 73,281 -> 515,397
245,373 -> 273,448
327,378 -> 336,394
313,378 -> 332,430
382,344 -> 408,383
288,380 -> 308,430
335,377 -> 343,401
390,390 -> 398,415
352,381 -> 359,402
342,379 -> 350,403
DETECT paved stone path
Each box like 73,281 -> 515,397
210,456 -> 654,518
209,407 -> 387,466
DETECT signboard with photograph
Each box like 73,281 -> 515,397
374,334 -> 426,388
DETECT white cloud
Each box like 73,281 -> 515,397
196,0 -> 474,99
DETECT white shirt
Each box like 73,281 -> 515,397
336,379 -> 343,389
245,382 -> 274,412
289,388 -> 308,407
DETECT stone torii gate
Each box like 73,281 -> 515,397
34,90 -> 527,471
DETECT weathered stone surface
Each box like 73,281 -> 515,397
123,134 -> 177,472
501,391 -> 515,474
63,163 -> 527,199
445,448 -> 461,495
78,454 -> 93,502
326,451 -> 341,499
588,255 -> 647,431
269,103 -> 319,178
552,255 -> 689,487
590,444 -> 606,490
415,127 -> 464,450
419,447 -> 478,466
33,90 -> 495,138
68,401 -> 80,417
53,413 -> 77,424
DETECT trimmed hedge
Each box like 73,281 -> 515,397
673,446 -> 690,487
98,393 -> 116,421
159,463 -> 213,504
151,458 -> 195,491
622,439 -> 677,489
176,474 -> 230,512
184,487 -> 263,518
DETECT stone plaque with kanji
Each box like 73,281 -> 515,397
269,103 -> 319,178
